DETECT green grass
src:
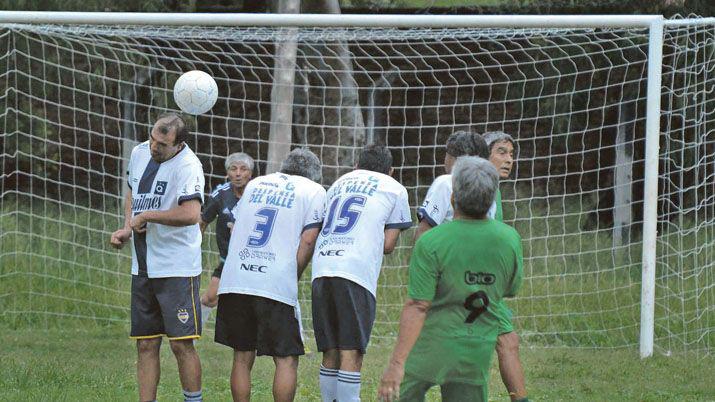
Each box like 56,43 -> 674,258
1,327 -> 713,401
1,192 -> 714,399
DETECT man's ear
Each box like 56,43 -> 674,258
389,167 -> 395,177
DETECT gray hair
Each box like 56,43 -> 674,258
452,156 -> 499,219
446,130 -> 489,159
225,152 -> 254,172
482,131 -> 515,151
280,148 -> 322,182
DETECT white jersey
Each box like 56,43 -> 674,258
126,141 -> 205,278
417,174 -> 496,226
219,173 -> 326,306
311,169 -> 412,297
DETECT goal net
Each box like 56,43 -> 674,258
0,17 -> 712,354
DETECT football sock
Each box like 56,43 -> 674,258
319,365 -> 338,402
337,370 -> 361,402
183,389 -> 202,402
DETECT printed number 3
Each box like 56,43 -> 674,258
463,291 -> 489,324
247,207 -> 278,247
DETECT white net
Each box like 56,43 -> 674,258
0,20 -> 712,354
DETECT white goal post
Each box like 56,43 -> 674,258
0,12 -> 712,358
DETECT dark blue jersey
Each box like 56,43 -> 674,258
201,182 -> 241,259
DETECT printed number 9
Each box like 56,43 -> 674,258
247,207 -> 278,248
463,291 -> 489,324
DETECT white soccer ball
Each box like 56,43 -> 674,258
173,70 -> 218,115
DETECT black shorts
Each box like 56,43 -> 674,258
211,260 -> 225,278
312,277 -> 376,354
130,275 -> 202,340
214,293 -> 304,357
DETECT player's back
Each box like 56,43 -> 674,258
405,218 -> 523,385
219,172 -> 325,306
311,169 -> 411,297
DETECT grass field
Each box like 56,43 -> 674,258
1,193 -> 714,400
2,326 -> 714,401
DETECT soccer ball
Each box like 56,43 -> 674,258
173,70 -> 218,115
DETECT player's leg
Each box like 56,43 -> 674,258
254,296 -> 305,402
232,350 -> 257,402
215,293 -> 260,402
155,275 -> 203,401
496,331 -> 528,401
273,355 -> 299,402
334,277 -> 376,402
396,373 -> 433,402
200,262 -> 223,325
312,278 -> 340,402
130,275 -> 166,401
169,339 -> 203,400
440,382 -> 487,402
136,338 -> 162,402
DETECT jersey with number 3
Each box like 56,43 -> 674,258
311,169 -> 412,297
219,173 -> 326,306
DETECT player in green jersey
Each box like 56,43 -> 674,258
378,156 -> 524,402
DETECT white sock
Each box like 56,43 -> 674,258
337,370 -> 361,402
200,304 -> 213,326
319,365 -> 338,402
183,389 -> 202,402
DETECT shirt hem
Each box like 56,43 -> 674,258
218,287 -> 296,307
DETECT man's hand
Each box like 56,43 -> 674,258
110,228 -> 132,249
378,361 -> 405,402
130,213 -> 148,233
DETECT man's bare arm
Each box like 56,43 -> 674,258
413,219 -> 433,242
297,227 -> 320,279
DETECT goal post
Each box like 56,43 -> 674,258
0,12 -> 712,357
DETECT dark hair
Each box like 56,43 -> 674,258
446,130 -> 489,159
156,112 -> 189,146
356,144 -> 393,175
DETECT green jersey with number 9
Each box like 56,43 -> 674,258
405,218 -> 523,386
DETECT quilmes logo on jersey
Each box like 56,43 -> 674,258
132,193 -> 162,212
177,309 -> 190,324
240,263 -> 267,273
464,271 -> 496,285
154,181 -> 167,195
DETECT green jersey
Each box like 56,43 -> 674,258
405,218 -> 523,385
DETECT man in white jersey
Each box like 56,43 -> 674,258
414,130 -> 490,239
311,145 -> 412,402
482,131 -> 528,402
215,148 -> 325,402
110,113 -> 205,402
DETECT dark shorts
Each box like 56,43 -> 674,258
130,275 -> 202,340
214,293 -> 304,357
399,374 -> 487,402
311,276 -> 376,354
211,260 -> 225,278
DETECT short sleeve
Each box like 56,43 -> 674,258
504,233 -> 524,297
126,148 -> 135,190
386,185 -> 412,231
417,177 -> 451,227
303,185 -> 326,232
407,238 -> 440,302
176,162 -> 205,205
201,189 -> 221,224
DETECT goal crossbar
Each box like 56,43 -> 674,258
0,11 -> 663,28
